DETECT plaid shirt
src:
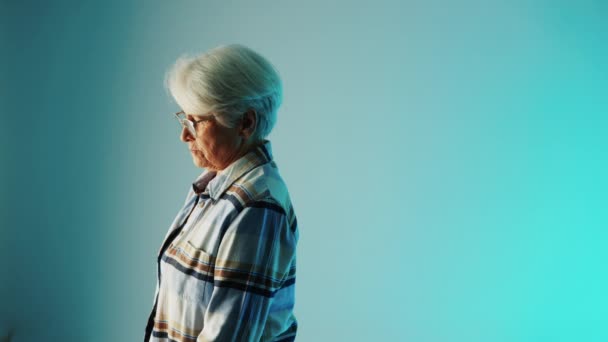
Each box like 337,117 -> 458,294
145,140 -> 298,342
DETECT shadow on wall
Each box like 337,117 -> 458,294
2,329 -> 14,342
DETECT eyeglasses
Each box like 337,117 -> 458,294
174,110 -> 215,136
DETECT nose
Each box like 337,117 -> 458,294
180,126 -> 194,142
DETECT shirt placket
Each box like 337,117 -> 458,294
144,193 -> 202,342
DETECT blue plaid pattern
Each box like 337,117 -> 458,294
145,140 -> 298,342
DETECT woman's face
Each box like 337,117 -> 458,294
180,114 -> 245,171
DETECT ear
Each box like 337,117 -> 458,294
239,109 -> 257,139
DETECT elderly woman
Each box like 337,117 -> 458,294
144,45 -> 299,342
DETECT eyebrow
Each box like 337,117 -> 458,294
180,110 -> 214,121
183,113 -> 200,121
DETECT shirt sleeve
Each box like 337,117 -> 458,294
197,201 -> 297,342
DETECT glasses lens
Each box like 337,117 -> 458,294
186,121 -> 196,135
176,112 -> 196,135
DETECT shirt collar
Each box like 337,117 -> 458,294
191,139 -> 274,200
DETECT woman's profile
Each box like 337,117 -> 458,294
144,44 -> 299,342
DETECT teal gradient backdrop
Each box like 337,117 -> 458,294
2,0 -> 607,341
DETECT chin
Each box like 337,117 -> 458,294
191,156 -> 205,168
193,157 -> 214,170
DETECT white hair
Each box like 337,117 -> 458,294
165,44 -> 283,141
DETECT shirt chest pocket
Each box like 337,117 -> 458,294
163,240 -> 216,307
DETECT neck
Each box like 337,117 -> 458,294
213,139 -> 261,172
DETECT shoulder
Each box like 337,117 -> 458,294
222,161 -> 297,229
224,161 -> 292,211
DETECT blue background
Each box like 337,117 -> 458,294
2,0 -> 607,341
